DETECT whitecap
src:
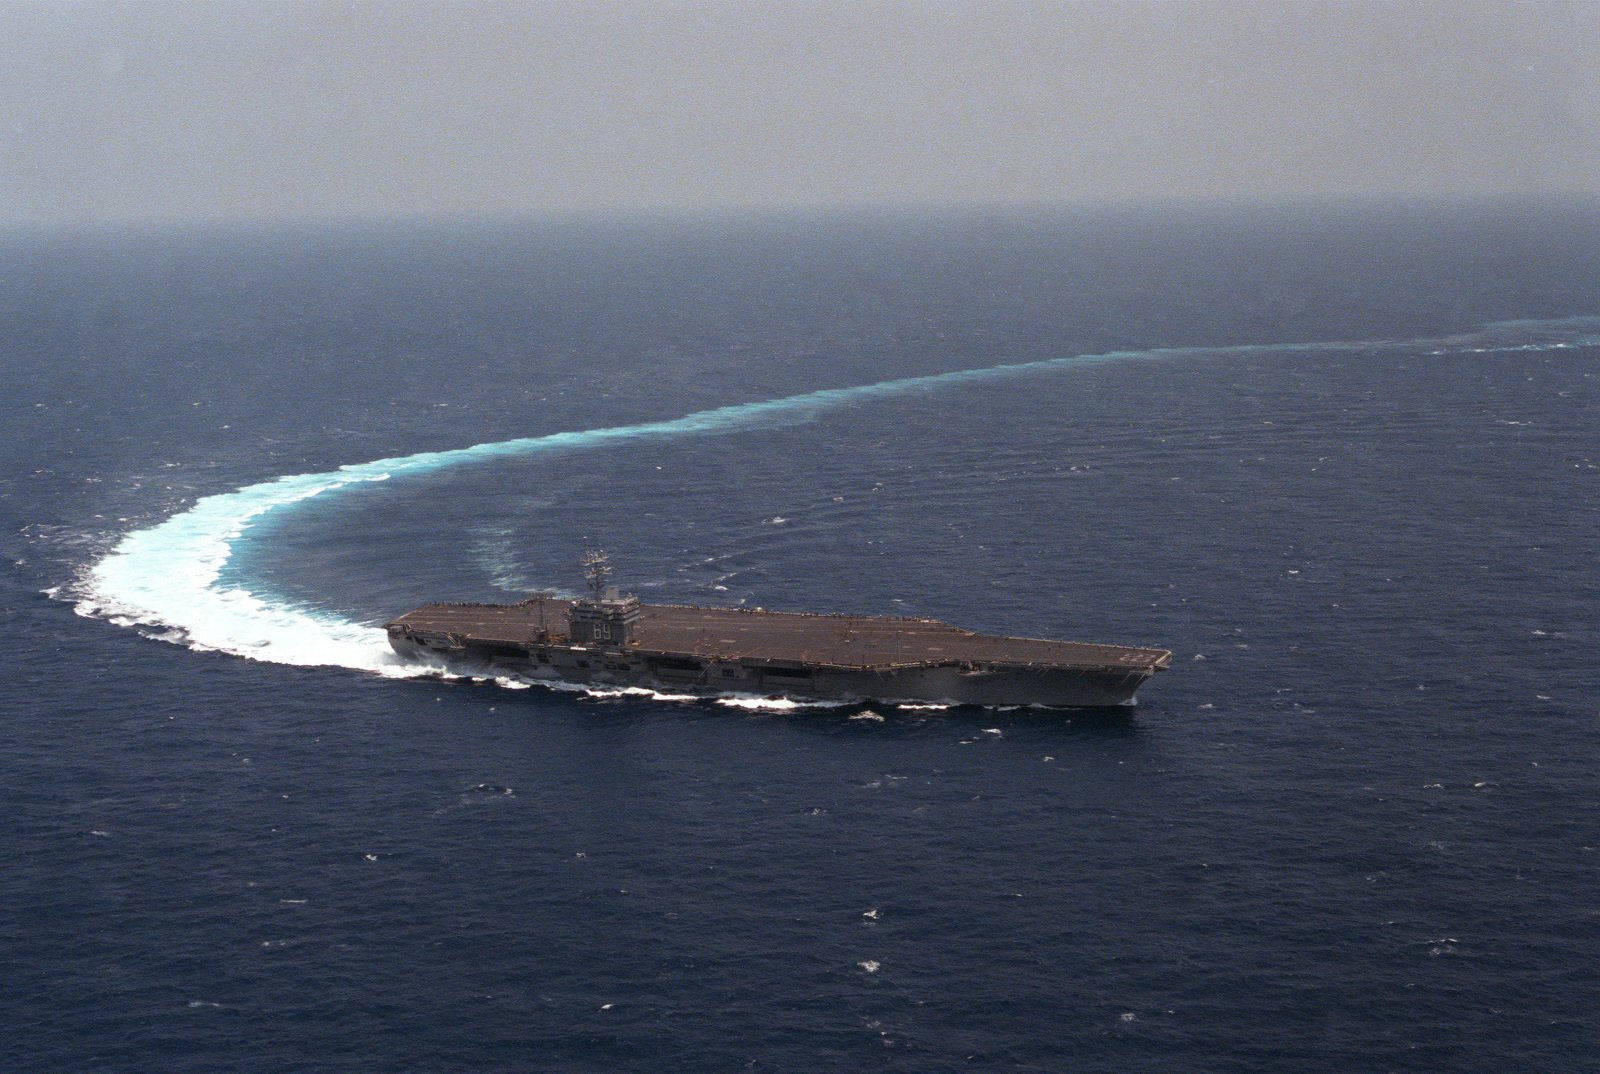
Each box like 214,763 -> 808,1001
64,318 -> 1600,695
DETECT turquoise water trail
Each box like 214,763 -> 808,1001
70,321 -> 1597,676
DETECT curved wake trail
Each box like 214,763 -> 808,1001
70,322 -> 1599,681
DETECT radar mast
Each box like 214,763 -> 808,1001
581,548 -> 612,601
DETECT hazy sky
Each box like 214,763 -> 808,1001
2,0 -> 1596,225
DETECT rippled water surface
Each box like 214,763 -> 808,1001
5,203 -> 1598,1072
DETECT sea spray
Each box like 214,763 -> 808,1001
70,321 -> 1599,680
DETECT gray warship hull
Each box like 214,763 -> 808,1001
386,595 -> 1171,709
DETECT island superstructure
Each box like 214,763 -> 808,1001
385,552 -> 1171,708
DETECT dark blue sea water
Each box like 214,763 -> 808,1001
4,201 -> 1598,1073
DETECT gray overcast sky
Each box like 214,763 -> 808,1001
2,0 -> 1596,225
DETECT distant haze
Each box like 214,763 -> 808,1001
2,0 -> 1596,226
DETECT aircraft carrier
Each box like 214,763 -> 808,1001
386,552 -> 1172,708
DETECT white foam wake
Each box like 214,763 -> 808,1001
75,468 -> 420,674
68,321 -> 1599,684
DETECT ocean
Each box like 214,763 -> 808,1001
3,200 -> 1597,1072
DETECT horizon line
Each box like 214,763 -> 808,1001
5,190 -> 1600,237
